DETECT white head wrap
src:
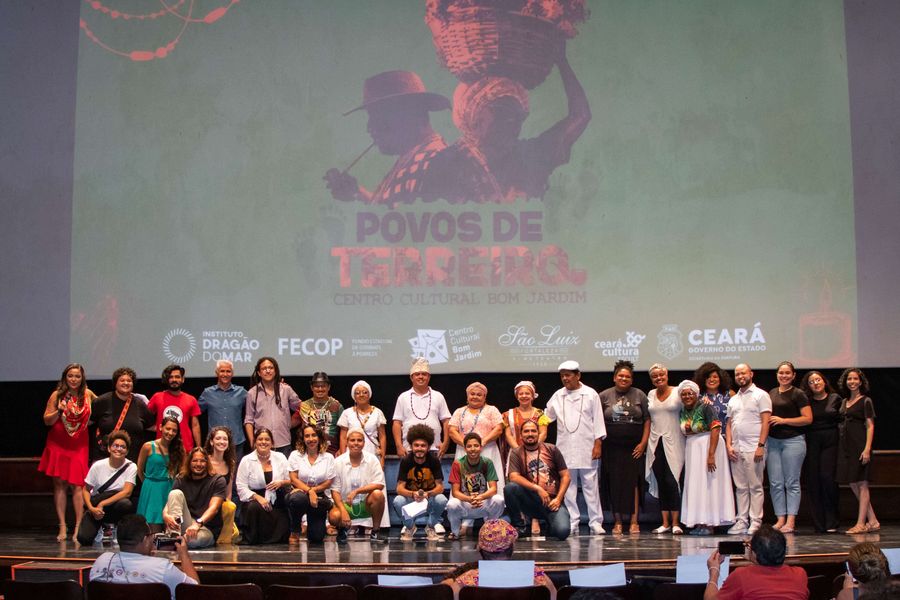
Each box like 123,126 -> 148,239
677,380 -> 700,397
410,357 -> 430,375
351,380 -> 372,400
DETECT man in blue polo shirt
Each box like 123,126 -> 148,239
198,360 -> 247,459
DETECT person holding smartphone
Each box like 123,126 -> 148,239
90,514 -> 198,599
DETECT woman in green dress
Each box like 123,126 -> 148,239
136,416 -> 186,532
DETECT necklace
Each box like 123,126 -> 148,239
409,389 -> 432,420
459,406 -> 484,435
559,391 -> 584,433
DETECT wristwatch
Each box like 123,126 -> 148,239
195,517 -> 204,526
758,442 -> 765,448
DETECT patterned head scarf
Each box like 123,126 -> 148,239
513,381 -> 538,398
410,357 -> 430,375
478,519 -> 518,553
452,77 -> 529,138
466,381 -> 488,396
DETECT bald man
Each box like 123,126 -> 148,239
725,364 -> 771,535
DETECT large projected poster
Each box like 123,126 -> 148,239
70,0 -> 857,377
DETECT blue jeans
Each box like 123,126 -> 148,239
766,435 -> 807,516
504,482 -> 571,540
392,493 -> 448,528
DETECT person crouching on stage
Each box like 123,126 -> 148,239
162,447 -> 226,549
235,428 -> 291,545
329,428 -> 387,544
394,423 -> 448,541
442,519 -> 557,600
505,419 -> 571,540
77,430 -> 138,546
287,425 -> 336,544
446,432 -> 504,540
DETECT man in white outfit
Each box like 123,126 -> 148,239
725,363 -> 771,535
544,360 -> 606,535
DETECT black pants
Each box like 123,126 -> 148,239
287,490 -> 332,543
240,500 -> 289,545
76,492 -> 135,546
652,443 -> 682,512
805,428 -> 840,532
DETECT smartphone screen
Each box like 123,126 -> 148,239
718,541 -> 746,555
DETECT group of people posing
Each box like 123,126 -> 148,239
38,355 -> 878,547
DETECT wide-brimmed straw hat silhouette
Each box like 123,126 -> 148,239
343,70 -> 451,116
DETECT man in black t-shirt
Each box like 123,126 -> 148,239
393,424 -> 448,541
162,448 -> 226,548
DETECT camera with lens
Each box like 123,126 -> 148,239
153,533 -> 179,551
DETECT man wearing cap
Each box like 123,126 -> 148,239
298,372 -> 343,455
392,357 -> 451,459
505,420 -> 572,540
545,360 -> 606,535
324,70 -> 449,206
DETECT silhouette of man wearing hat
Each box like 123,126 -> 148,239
324,70 -> 450,206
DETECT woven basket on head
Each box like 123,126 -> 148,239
430,6 -> 564,90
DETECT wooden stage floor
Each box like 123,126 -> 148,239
0,524 -> 889,578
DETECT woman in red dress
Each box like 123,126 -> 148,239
38,363 -> 94,542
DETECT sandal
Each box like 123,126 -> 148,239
845,524 -> 868,534
531,519 -> 542,535
779,526 -> 795,534
629,524 -> 641,534
611,523 -> 623,535
447,532 -> 460,541
867,522 -> 881,532
56,524 -> 67,543
672,525 -> 684,535
651,526 -> 671,534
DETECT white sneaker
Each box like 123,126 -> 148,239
433,523 -> 446,535
570,524 -> 580,536
425,526 -> 440,541
746,521 -> 761,535
400,526 -> 417,541
727,522 -> 748,535
590,523 -> 606,535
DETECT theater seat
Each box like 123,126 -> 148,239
266,584 -> 357,600
87,580 -> 171,599
3,579 -> 84,600
176,582 -> 264,600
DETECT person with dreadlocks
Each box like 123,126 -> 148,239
243,357 -> 301,457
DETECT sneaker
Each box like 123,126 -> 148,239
94,526 -> 106,544
370,529 -> 386,543
570,524 -> 580,537
101,524 -> 115,544
727,522 -> 749,535
336,528 -> 349,545
433,523 -> 446,535
425,526 -> 440,541
589,523 -> 606,535
689,526 -> 712,536
746,521 -> 761,535
400,526 -> 416,541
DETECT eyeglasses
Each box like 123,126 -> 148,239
110,444 -> 128,450
259,366 -> 275,372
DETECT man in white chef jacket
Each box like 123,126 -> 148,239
544,360 -> 607,535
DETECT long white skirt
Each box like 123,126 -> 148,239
681,432 -> 735,527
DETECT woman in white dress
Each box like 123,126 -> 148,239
645,364 -> 685,535
337,380 -> 387,467
678,380 -> 735,535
